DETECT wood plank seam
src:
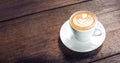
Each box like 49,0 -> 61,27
0,0 -> 91,22
89,53 -> 120,63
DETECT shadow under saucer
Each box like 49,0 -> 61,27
58,36 -> 102,61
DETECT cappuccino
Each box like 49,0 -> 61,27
70,11 -> 97,30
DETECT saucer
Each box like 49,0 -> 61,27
60,20 -> 106,52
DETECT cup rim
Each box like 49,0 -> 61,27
69,11 -> 97,31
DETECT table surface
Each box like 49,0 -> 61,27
0,0 -> 120,63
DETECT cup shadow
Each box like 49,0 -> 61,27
58,36 -> 102,61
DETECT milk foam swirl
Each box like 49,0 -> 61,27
70,11 -> 96,30
73,13 -> 94,27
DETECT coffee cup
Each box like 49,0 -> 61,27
69,11 -> 102,42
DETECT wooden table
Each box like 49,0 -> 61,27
0,0 -> 120,63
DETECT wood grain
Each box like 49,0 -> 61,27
0,0 -> 120,63
0,0 -> 85,21
92,54 -> 120,63
98,0 -> 120,15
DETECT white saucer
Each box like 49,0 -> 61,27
60,20 -> 106,52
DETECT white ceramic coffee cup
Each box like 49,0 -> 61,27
69,11 -> 102,42
70,21 -> 102,42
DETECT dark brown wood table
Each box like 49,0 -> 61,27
0,0 -> 120,63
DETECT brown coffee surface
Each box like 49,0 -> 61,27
70,11 -> 97,30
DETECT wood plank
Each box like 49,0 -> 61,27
92,54 -> 120,63
0,0 -> 120,63
97,0 -> 120,15
101,0 -> 120,6
0,0 -> 85,21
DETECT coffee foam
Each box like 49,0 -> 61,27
70,11 -> 96,30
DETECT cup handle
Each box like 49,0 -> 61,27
93,27 -> 102,36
